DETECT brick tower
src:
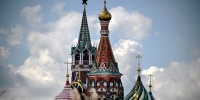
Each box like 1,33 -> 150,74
86,0 -> 124,99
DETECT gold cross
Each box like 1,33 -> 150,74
64,61 -> 72,81
64,61 -> 71,74
148,74 -> 153,84
136,55 -> 142,76
136,55 -> 142,66
148,74 -> 153,92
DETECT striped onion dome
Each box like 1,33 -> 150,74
55,81 -> 75,100
55,80 -> 75,100
124,76 -> 155,100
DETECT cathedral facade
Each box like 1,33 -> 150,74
55,0 -> 155,100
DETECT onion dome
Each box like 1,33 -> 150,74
124,76 -> 154,100
99,0 -> 112,21
124,55 -> 155,100
55,82 -> 75,100
55,62 -> 75,100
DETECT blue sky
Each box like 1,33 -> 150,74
1,0 -> 200,67
0,0 -> 200,100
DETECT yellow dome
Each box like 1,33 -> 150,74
99,1 -> 112,21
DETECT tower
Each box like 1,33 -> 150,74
124,55 -> 155,100
71,0 -> 97,90
86,0 -> 124,99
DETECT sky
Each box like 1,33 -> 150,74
0,0 -> 200,100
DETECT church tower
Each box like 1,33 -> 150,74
71,0 -> 97,90
86,0 -> 124,99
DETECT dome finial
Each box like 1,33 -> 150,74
104,0 -> 106,7
148,74 -> 153,92
136,55 -> 142,76
64,61 -> 71,84
99,0 -> 112,21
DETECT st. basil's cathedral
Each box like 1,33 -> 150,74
55,0 -> 155,100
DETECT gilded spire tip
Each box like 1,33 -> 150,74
148,74 -> 153,92
64,61 -> 71,82
104,0 -> 106,7
136,55 -> 142,76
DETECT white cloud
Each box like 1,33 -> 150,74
20,5 -> 43,23
142,58 -> 200,100
142,66 -> 164,75
113,39 -> 143,95
51,2 -> 66,15
0,6 -> 84,100
110,7 -> 152,40
87,15 -> 100,38
7,25 -> 24,46
0,46 -> 9,59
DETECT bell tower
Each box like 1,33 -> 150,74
71,0 -> 97,90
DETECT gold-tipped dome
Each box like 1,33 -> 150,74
99,0 -> 112,21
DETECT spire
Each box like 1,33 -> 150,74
136,55 -> 142,76
148,74 -> 153,92
77,1 -> 91,50
64,61 -> 71,85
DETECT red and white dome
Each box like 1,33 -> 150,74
55,81 -> 75,100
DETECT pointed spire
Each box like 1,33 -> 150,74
77,1 -> 91,51
148,74 -> 153,92
64,61 -> 71,85
136,55 -> 142,76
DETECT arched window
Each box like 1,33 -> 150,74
83,49 -> 89,60
92,54 -> 95,61
75,50 -> 80,61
